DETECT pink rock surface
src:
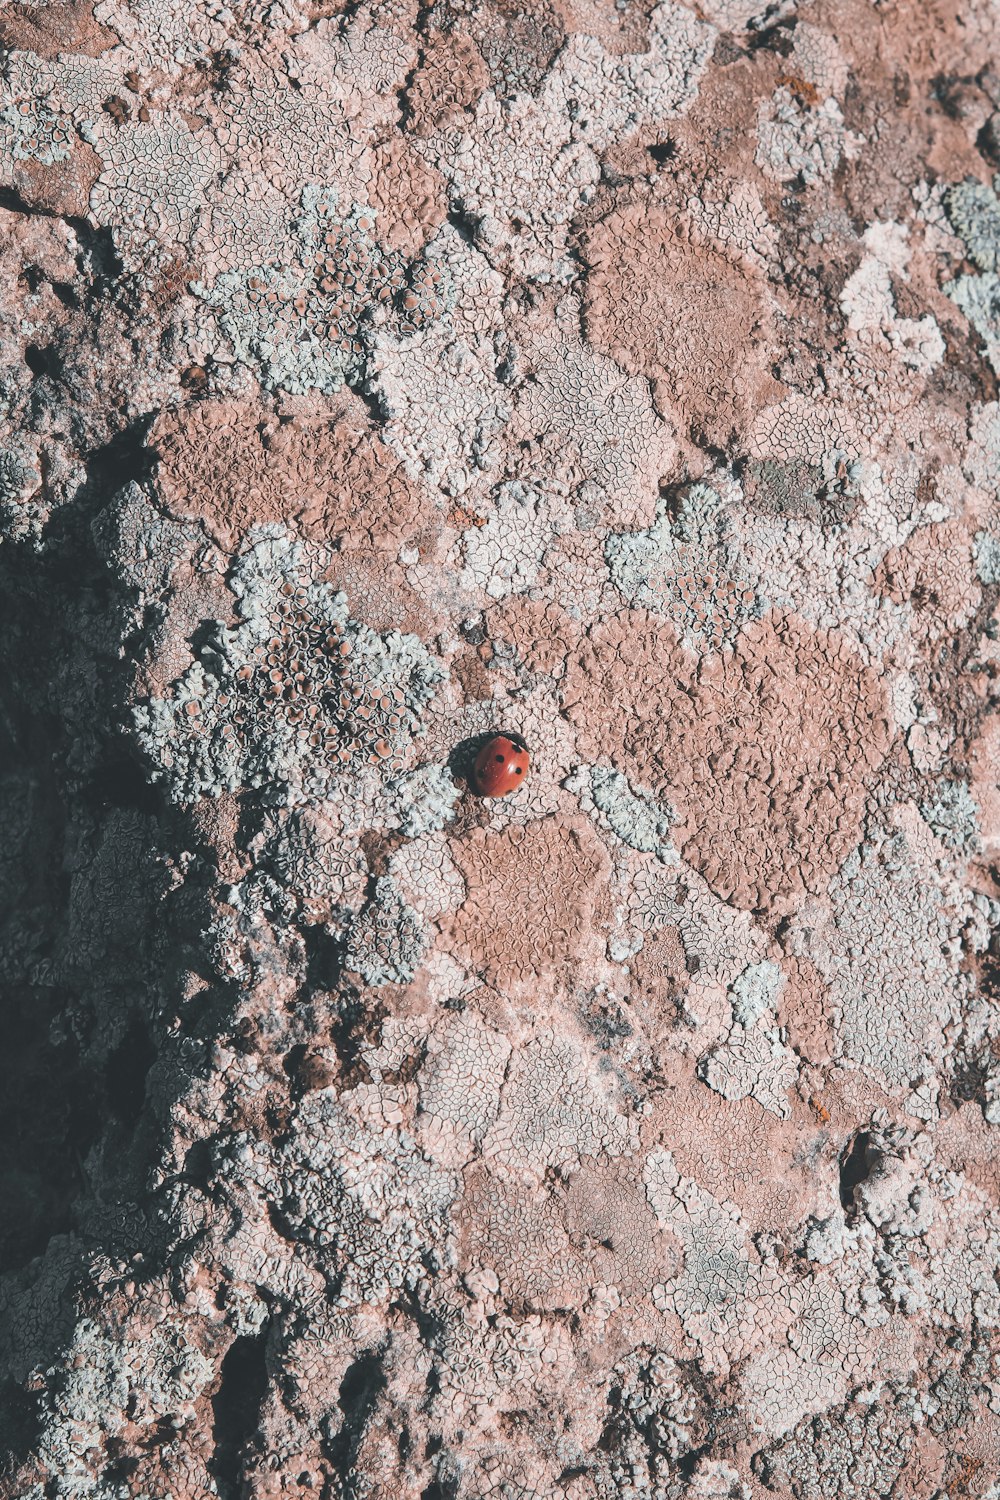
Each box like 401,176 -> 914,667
2,0 -> 1000,1496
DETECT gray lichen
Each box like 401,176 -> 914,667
132,526 -> 444,805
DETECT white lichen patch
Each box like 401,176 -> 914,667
788,814 -> 990,1092
698,961 -> 799,1119
133,526 -> 444,804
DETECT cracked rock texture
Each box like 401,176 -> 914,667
5,0 -> 1000,1496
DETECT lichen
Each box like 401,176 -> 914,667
132,525 -> 444,804
6,0 -> 1000,1492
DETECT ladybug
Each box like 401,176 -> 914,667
471,731 -> 530,798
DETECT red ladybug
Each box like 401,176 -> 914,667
471,732 -> 530,797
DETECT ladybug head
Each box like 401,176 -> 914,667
493,728 -> 528,753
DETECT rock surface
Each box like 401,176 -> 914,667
3,0 -> 1000,1495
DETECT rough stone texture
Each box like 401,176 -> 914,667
3,0 -> 1000,1497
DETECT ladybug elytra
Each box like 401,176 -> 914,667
471,732 -> 530,798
